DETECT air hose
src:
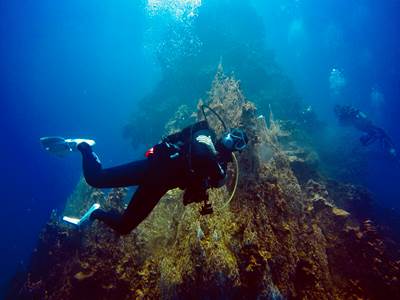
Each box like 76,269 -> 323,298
221,152 -> 239,210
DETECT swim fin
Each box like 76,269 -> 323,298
40,136 -> 95,157
63,203 -> 100,226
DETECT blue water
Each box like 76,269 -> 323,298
1,0 -> 399,295
0,0 -> 157,292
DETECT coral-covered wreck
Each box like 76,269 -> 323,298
7,70 -> 400,299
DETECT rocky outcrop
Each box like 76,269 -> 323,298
7,71 -> 400,300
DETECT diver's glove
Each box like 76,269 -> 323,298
389,148 -> 397,158
183,187 -> 208,206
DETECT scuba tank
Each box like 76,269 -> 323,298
162,120 -> 211,146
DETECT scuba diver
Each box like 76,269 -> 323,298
334,104 -> 397,159
41,105 -> 248,235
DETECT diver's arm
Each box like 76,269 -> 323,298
360,133 -> 377,146
207,160 -> 228,188
207,141 -> 233,188
378,130 -> 396,153
188,131 -> 232,189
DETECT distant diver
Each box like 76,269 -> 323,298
334,104 -> 397,159
41,105 -> 248,235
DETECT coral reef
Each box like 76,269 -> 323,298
7,71 -> 400,300
124,0 -> 303,148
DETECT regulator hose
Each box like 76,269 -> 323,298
201,104 -> 228,131
221,152 -> 239,210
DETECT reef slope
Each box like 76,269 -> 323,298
7,71 -> 400,299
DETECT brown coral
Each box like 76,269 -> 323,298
7,69 -> 400,300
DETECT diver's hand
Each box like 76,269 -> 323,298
389,148 -> 397,157
183,187 -> 208,205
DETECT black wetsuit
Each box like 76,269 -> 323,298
78,122 -> 231,235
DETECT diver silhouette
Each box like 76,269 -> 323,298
41,106 -> 248,235
334,105 -> 398,160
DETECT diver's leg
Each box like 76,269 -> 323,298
78,143 -> 149,188
367,135 -> 378,145
91,185 -> 167,235
360,133 -> 376,146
